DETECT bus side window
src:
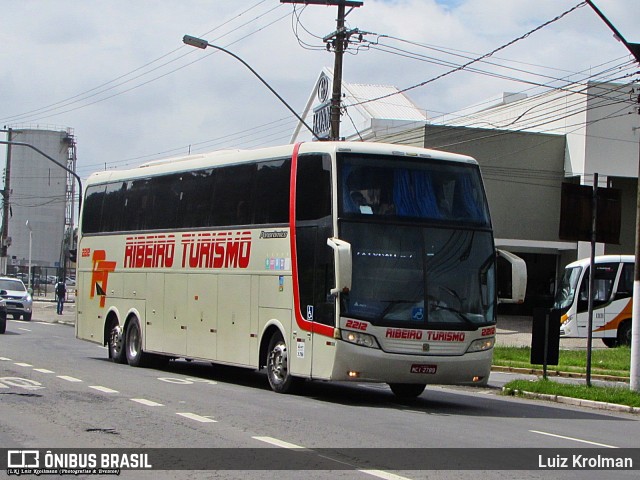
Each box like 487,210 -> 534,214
211,164 -> 256,226
615,262 -> 634,300
576,263 -> 619,313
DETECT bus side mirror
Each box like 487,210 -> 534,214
496,249 -> 527,304
327,237 -> 352,296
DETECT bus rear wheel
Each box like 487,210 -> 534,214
266,332 -> 296,393
389,383 -> 426,399
125,318 -> 147,367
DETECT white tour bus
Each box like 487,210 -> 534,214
554,255 -> 634,347
76,141 -> 522,398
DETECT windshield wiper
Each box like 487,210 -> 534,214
429,304 -> 477,326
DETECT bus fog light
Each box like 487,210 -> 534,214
348,371 -> 360,378
466,337 -> 495,353
341,330 -> 380,349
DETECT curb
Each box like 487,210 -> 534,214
491,365 -> 629,384
502,387 -> 640,415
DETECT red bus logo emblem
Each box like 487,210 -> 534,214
91,250 -> 116,308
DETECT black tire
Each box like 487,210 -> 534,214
125,318 -> 147,367
602,337 -> 618,348
107,321 -> 127,364
617,320 -> 632,347
23,313 -> 32,322
0,313 -> 6,334
389,383 -> 426,399
266,332 -> 296,393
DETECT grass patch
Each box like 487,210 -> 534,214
493,345 -> 630,378
503,378 -> 640,408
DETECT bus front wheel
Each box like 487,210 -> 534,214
266,332 -> 295,393
125,318 -> 147,367
618,321 -> 632,347
389,383 -> 426,399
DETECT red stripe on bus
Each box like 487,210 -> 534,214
289,142 -> 334,338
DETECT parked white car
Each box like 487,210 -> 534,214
0,277 -> 33,321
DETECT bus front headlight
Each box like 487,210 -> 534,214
466,337 -> 495,353
340,330 -> 380,349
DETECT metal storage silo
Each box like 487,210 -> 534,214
1,127 -> 76,277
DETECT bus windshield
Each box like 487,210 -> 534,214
338,153 -> 495,329
553,266 -> 582,310
339,153 -> 490,225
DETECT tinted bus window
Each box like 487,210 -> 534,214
82,185 -> 105,234
254,159 -> 290,224
296,154 -> 331,221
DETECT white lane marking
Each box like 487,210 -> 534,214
14,362 -> 33,367
35,322 -> 55,326
57,375 -> 83,383
252,437 -> 411,479
359,471 -> 413,480
33,368 -> 55,374
252,436 -> 306,449
0,357 -> 11,361
131,398 -> 164,407
530,430 -> 618,448
18,328 -> 31,332
90,385 -> 119,394
176,412 -> 217,423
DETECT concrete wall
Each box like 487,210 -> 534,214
420,125 -> 567,243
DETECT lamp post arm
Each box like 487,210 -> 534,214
183,35 -> 320,141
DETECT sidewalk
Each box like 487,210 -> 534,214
33,297 -> 75,326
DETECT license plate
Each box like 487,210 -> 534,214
410,364 -> 437,374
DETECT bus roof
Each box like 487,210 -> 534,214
565,255 -> 635,269
85,141 -> 479,186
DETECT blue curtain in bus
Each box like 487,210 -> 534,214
455,173 -> 485,222
342,164 -> 360,213
393,169 -> 440,219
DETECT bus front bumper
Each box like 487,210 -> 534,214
330,340 -> 493,386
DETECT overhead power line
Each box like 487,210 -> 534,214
344,1 -> 589,109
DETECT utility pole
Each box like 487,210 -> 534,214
586,0 -> 640,391
1,128 -> 12,275
281,0 -> 363,140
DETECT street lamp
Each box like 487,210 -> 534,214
26,220 -> 32,293
182,35 -> 320,141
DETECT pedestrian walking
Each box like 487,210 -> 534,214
55,279 -> 67,315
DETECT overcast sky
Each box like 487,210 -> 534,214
1,0 -> 638,182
